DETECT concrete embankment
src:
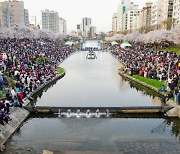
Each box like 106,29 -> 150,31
118,71 -> 180,118
119,71 -> 165,96
0,71 -> 66,150
166,100 -> 180,118
0,107 -> 29,151
24,71 -> 66,106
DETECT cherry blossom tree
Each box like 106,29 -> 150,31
106,26 -> 180,45
0,25 -> 64,40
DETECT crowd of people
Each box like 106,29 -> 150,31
107,44 -> 180,104
0,38 -> 76,125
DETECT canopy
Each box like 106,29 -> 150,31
65,41 -> 74,46
120,41 -> 131,48
111,41 -> 118,45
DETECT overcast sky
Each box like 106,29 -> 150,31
7,0 -> 156,33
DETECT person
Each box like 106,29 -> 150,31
167,91 -> 173,100
177,90 -> 180,105
1,108 -> 11,124
161,95 -> 168,104
174,87 -> 179,103
161,85 -> 166,92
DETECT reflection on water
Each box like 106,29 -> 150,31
151,117 -> 180,141
8,51 -> 179,153
32,51 -> 162,107
4,116 -> 180,153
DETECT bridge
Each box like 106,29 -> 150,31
24,106 -> 173,114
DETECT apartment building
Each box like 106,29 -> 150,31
59,17 -> 67,36
0,0 -> 28,28
117,0 -> 134,31
42,9 -> 59,33
173,0 -> 180,26
125,5 -> 141,31
82,17 -> 91,38
112,13 -> 118,32
151,0 -> 163,26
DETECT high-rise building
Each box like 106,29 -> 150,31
77,24 -> 82,36
8,0 -> 25,26
42,9 -> 59,33
0,2 -> 12,28
89,26 -> 96,38
0,0 -> 28,28
161,0 -> 173,29
24,9 -> 29,27
151,0 -> 163,26
173,0 -> 180,26
140,2 -> 152,30
125,5 -> 141,31
117,0 -> 134,31
82,17 -> 91,38
132,15 -> 141,31
59,17 -> 67,36
112,13 -> 118,32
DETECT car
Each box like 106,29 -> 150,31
86,51 -> 97,59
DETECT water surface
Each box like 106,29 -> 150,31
34,51 -> 161,107
4,116 -> 180,153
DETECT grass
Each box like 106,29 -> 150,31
75,43 -> 81,50
132,75 -> 165,90
161,46 -> 180,54
129,80 -> 163,97
152,46 -> 180,54
0,91 -> 6,99
58,67 -> 65,74
119,68 -> 165,90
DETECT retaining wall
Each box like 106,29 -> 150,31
119,72 -> 166,96
118,71 -> 180,118
0,70 -> 66,150
23,71 -> 65,106
0,108 -> 30,151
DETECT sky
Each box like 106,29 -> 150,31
4,0 -> 156,33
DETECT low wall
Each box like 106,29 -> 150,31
166,106 -> 180,118
118,71 -> 180,118
0,108 -> 30,150
23,71 -> 65,106
119,72 -> 165,97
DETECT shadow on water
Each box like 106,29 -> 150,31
123,78 -> 163,98
30,73 -> 163,106
151,117 -> 180,141
25,112 -> 180,141
30,79 -> 59,105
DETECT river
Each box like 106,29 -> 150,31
4,51 -> 180,153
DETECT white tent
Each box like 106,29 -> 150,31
65,41 -> 74,46
120,41 -> 131,48
111,41 -> 118,45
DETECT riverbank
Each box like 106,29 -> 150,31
0,107 -> 29,151
0,67 -> 66,151
118,70 -> 180,118
23,67 -> 65,106
108,51 -> 180,118
118,71 -> 166,97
